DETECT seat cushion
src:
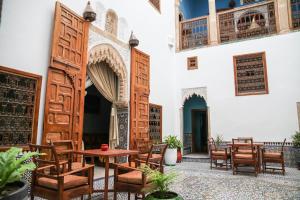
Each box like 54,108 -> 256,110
237,149 -> 256,154
234,153 -> 254,159
38,175 -> 88,190
212,150 -> 230,156
264,152 -> 281,158
118,170 -> 151,185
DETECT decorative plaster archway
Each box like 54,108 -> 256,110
182,87 -> 208,106
88,43 -> 128,107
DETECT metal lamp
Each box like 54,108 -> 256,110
129,31 -> 139,48
83,1 -> 96,22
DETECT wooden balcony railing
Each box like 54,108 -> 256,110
217,1 -> 277,43
180,16 -> 208,50
290,0 -> 300,29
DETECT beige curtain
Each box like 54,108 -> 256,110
87,61 -> 119,149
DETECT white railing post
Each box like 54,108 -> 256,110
208,0 -> 218,45
277,0 -> 290,33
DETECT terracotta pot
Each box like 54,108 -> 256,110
101,144 -> 109,151
177,148 -> 182,163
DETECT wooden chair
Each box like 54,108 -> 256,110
29,144 -> 94,200
262,138 -> 286,175
113,149 -> 162,200
232,138 -> 258,176
51,140 -> 85,171
208,138 -> 231,170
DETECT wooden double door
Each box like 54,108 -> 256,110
42,3 -> 151,150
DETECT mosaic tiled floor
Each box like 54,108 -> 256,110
34,162 -> 300,200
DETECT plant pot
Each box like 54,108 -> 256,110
0,180 -> 28,200
145,191 -> 184,200
176,148 -> 182,163
165,148 -> 177,166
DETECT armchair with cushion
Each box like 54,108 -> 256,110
232,138 -> 258,176
208,137 -> 231,170
29,144 -> 94,200
262,138 -> 286,175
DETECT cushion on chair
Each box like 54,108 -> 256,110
234,154 -> 254,159
237,149 -> 256,154
212,150 -> 230,156
264,152 -> 281,158
118,170 -> 151,185
38,175 -> 88,190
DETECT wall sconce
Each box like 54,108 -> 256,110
83,1 -> 96,22
129,31 -> 139,48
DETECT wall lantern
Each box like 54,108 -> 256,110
129,31 -> 139,48
83,1 -> 96,22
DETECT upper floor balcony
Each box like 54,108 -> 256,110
177,0 -> 300,51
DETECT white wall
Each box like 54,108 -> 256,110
174,32 -> 300,142
0,0 -> 177,144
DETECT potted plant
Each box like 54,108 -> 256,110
0,147 -> 39,200
292,131 -> 300,169
215,134 -> 223,149
141,165 -> 183,200
164,136 -> 183,166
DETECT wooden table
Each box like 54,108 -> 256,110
227,143 -> 264,173
75,149 -> 139,200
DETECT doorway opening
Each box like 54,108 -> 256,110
83,84 -> 112,151
191,109 -> 208,153
183,94 -> 208,155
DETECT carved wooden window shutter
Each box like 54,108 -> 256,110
42,2 -> 89,151
130,48 -> 150,149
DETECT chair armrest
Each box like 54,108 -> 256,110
58,164 -> 94,177
114,163 -> 142,172
36,164 -> 56,171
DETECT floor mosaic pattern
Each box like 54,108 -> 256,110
35,162 -> 300,200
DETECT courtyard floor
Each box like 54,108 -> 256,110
89,162 -> 300,200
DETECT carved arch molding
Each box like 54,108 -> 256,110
88,43 -> 128,107
181,87 -> 207,106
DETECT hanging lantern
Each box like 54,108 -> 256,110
129,31 -> 139,48
83,1 -> 96,22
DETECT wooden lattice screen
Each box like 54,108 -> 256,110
149,103 -> 162,143
187,56 -> 198,70
0,66 -> 42,149
291,0 -> 300,29
233,52 -> 269,96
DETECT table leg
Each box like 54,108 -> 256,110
104,156 -> 109,200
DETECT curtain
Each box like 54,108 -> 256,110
87,61 -> 119,149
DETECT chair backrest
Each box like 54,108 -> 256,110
136,138 -> 152,154
208,137 -> 216,151
237,137 -> 253,144
281,138 -> 286,152
29,144 -> 60,175
146,143 -> 168,172
51,140 -> 74,160
232,138 -> 255,154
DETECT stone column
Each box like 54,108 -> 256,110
277,0 -> 290,33
208,0 -> 218,45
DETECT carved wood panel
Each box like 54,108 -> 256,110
130,48 -> 150,149
42,2 -> 89,151
149,103 -> 162,143
0,66 -> 42,150
233,52 -> 268,96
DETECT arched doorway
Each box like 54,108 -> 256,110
183,94 -> 208,154
83,44 -> 128,155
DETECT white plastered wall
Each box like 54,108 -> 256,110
174,32 -> 300,142
0,0 -> 177,144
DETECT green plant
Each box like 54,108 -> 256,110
292,131 -> 300,147
164,135 -> 183,149
0,147 -> 39,193
141,165 -> 178,199
215,134 -> 223,148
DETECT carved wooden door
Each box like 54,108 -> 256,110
42,2 -> 89,151
130,48 -> 150,149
